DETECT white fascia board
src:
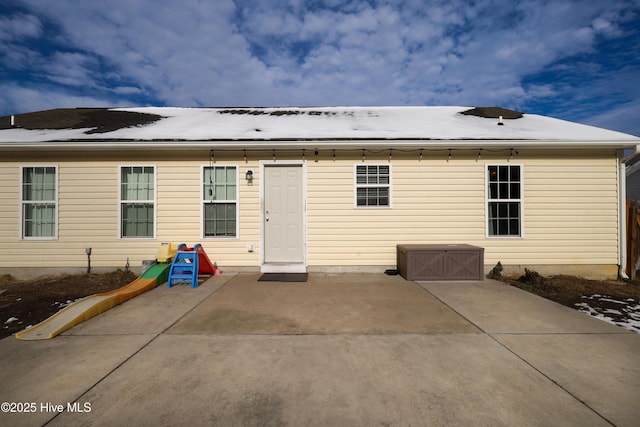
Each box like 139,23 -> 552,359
0,138 -> 638,151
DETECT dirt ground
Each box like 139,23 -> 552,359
1,269 -> 639,340
497,269 -> 640,332
0,270 -> 136,339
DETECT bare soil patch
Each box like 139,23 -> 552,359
2,269 -> 639,340
498,269 -> 640,332
1,270 -> 137,339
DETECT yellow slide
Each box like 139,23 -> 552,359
15,263 -> 171,340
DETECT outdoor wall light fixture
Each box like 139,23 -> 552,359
245,170 -> 254,184
85,247 -> 92,274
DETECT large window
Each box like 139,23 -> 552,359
487,164 -> 522,237
355,164 -> 391,207
203,166 -> 237,237
21,166 -> 57,239
120,166 -> 155,238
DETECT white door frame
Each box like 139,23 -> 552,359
260,160 -> 307,273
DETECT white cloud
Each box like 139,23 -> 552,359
0,13 -> 42,41
1,0 -> 636,135
583,100 -> 640,136
0,12 -> 44,71
44,52 -> 99,87
0,83 -> 122,115
111,86 -> 143,96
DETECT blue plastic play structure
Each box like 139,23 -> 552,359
168,250 -> 198,288
167,243 -> 219,288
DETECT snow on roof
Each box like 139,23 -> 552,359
0,106 -> 637,148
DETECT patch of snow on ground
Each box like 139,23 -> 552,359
4,317 -> 18,324
54,299 -> 78,309
575,295 -> 640,333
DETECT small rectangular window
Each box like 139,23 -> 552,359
487,165 -> 522,237
203,166 -> 238,237
355,164 -> 391,207
120,166 -> 155,238
21,166 -> 57,239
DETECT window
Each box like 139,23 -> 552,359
487,164 -> 522,237
21,166 -> 57,239
203,166 -> 237,237
120,166 -> 155,238
355,164 -> 391,207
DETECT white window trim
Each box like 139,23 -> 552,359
201,164 -> 240,239
485,163 -> 525,239
353,163 -> 393,209
118,164 -> 157,240
19,165 -> 59,240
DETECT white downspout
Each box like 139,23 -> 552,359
618,145 -> 640,279
618,150 -> 629,279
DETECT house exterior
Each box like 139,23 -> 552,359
626,160 -> 640,201
1,106 -> 638,280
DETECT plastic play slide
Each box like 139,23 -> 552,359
175,243 -> 218,275
193,244 -> 218,275
15,263 -> 171,341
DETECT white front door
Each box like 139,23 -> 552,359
263,164 -> 305,270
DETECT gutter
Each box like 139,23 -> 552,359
0,138 -> 639,152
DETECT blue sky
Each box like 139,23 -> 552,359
1,0 -> 639,135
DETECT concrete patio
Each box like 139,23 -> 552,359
0,272 -> 638,426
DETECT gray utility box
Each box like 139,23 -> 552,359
397,244 -> 484,281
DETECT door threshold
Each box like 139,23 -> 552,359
261,264 -> 306,273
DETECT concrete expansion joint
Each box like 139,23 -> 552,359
486,333 -> 616,427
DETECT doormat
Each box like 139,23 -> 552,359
258,273 -> 308,282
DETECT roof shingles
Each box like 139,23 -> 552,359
0,106 -> 637,145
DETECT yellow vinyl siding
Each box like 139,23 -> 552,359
513,157 -> 618,265
0,165 -> 19,239
156,162 -> 200,240
307,157 -> 485,265
0,158 -> 262,269
59,164 -> 118,240
153,161 -> 261,266
306,152 -> 619,267
0,149 -> 620,272
155,162 -> 260,266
